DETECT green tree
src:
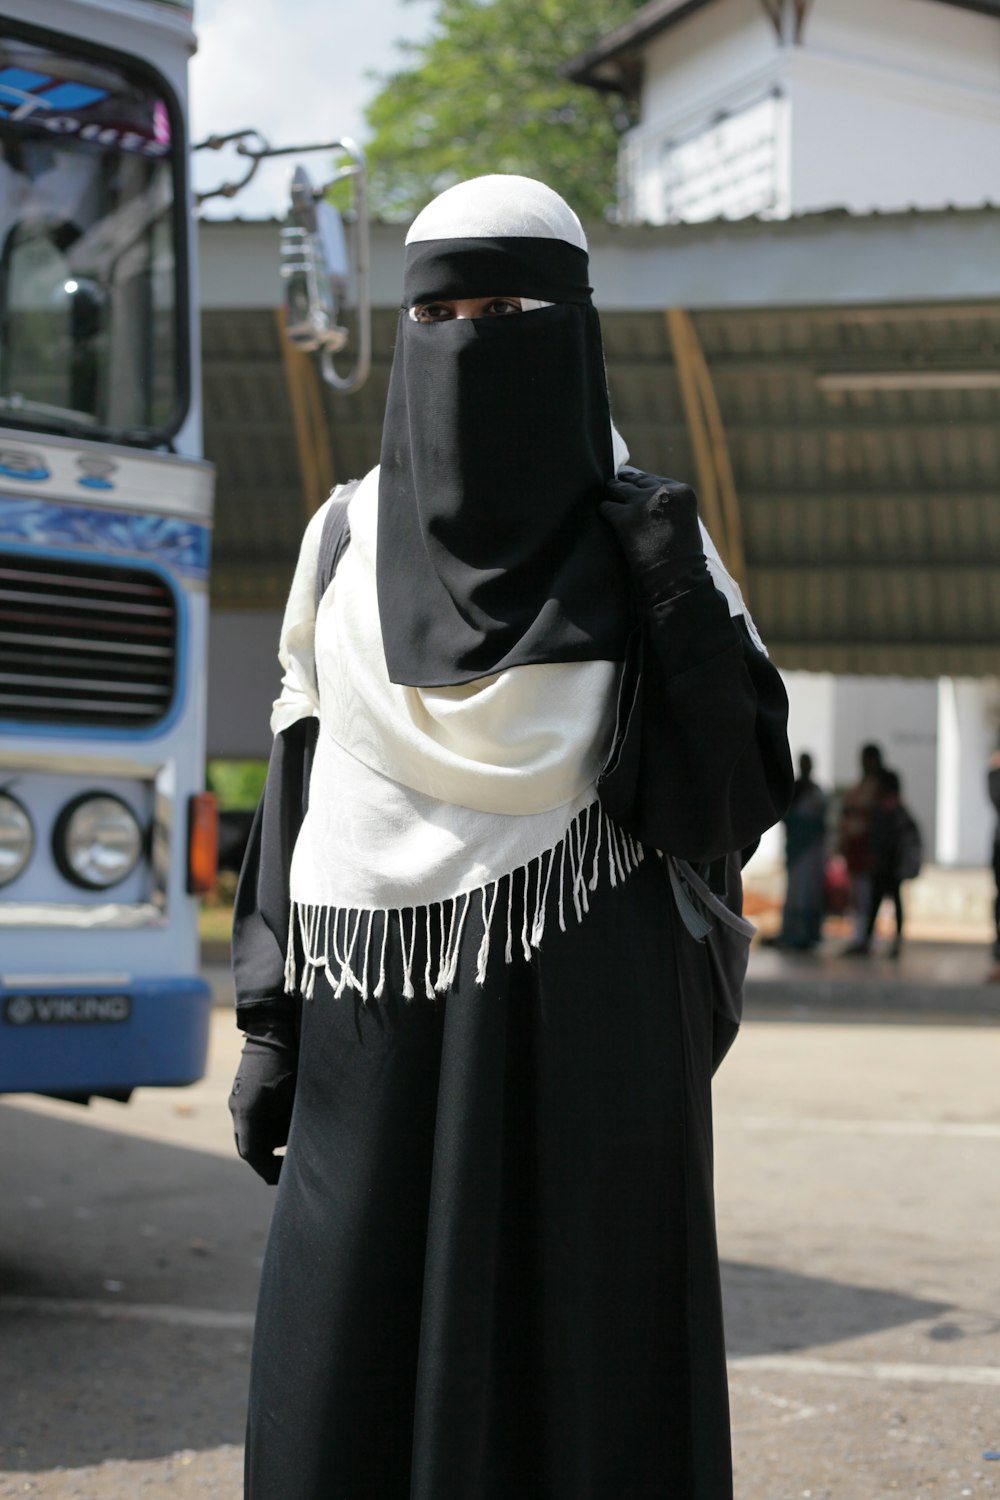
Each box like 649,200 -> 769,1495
364,0 -> 638,222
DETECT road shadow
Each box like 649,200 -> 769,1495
722,1258 -> 951,1356
0,1101 -> 270,1472
0,1103 -> 961,1472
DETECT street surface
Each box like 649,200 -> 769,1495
1,982 -> 998,1499
717,1016 -> 1000,1500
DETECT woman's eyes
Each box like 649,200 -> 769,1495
413,298 -> 523,322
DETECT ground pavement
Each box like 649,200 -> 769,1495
0,949 -> 997,1499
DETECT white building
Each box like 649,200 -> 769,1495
569,0 -> 1000,227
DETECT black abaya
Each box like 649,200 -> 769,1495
233,476 -> 793,1500
245,842 -> 731,1500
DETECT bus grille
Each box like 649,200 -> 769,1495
0,552 -> 178,729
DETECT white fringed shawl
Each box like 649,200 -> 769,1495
273,445 -> 763,1001
274,467 -> 632,1000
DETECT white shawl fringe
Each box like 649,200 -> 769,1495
284,802 -> 645,1002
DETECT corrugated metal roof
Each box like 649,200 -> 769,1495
608,202 -> 1000,229
200,201 -> 1000,229
203,299 -> 1000,677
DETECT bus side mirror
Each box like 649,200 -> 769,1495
316,200 -> 349,303
280,165 -> 348,355
198,131 -> 369,394
278,145 -> 370,394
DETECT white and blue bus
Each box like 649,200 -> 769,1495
0,0 -> 216,1101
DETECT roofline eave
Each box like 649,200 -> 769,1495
564,0 -> 1000,94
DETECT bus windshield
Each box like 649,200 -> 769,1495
0,32 -> 183,443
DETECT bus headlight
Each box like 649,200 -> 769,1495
0,792 -> 33,888
54,794 -> 144,891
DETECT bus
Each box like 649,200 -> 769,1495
0,0 -> 216,1101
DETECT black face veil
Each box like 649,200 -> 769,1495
376,234 -> 631,688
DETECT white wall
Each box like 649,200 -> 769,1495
199,217 -> 408,310
786,48 -> 1000,216
640,0 -> 777,126
804,0 -> 1000,93
936,678 -> 1000,867
624,0 -> 1000,224
207,610 -> 283,759
623,0 -> 784,224
782,669 -> 836,789
830,677 -> 939,861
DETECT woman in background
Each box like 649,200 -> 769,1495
853,768 -> 921,958
989,748 -> 1000,980
780,751 -> 827,949
837,741 -> 884,944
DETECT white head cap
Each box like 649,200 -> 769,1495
406,174 -> 588,252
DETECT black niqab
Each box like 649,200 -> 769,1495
377,237 -> 631,688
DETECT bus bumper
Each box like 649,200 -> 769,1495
0,977 -> 212,1096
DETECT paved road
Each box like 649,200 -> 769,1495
1,989 -> 998,1498
715,1018 -> 1000,1500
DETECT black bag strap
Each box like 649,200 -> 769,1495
667,855 -> 756,944
315,478 -> 361,612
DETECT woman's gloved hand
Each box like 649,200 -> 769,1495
228,1019 -> 298,1185
599,467 -> 710,603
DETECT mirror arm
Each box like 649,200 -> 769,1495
318,143 -> 370,395
193,129 -> 270,205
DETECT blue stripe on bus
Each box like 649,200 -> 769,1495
0,67 -> 54,97
0,497 -> 211,579
39,83 -> 109,112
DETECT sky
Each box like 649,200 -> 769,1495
189,0 -> 435,218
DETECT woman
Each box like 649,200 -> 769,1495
989,748 -> 1000,978
779,751 -> 827,949
856,769 -> 920,958
837,741 -> 884,944
229,175 -> 792,1500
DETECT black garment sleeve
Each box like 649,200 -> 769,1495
231,716 -> 319,1031
598,575 -> 793,864
989,765 -> 1000,818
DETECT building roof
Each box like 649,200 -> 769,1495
600,300 -> 1000,677
203,289 -> 1000,679
565,0 -> 1000,94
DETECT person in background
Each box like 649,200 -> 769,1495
849,768 -> 920,958
838,741 -> 884,943
779,751 -> 827,949
988,748 -> 1000,982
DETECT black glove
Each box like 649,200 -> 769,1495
228,1019 -> 298,1185
599,467 -> 710,603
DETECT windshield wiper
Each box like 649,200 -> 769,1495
0,394 -> 99,430
0,397 -> 167,450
